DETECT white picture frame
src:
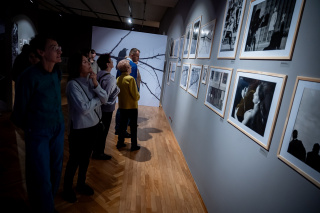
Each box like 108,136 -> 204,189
197,19 -> 216,59
180,63 -> 191,91
189,16 -> 202,59
187,64 -> 202,98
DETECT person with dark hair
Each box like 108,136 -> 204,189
287,130 -> 306,162
11,33 -> 64,213
241,82 -> 275,136
115,48 -> 141,135
11,43 -> 40,82
306,143 -> 320,172
116,59 -> 140,151
89,49 -> 100,74
63,52 -> 109,203
91,54 -> 120,160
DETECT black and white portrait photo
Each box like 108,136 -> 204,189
187,64 -> 202,98
278,77 -> 320,188
180,63 -> 190,90
197,19 -> 216,59
240,0 -> 305,59
228,70 -> 286,150
204,67 -> 232,118
218,0 -> 247,59
189,16 -> 202,58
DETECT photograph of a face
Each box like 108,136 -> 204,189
177,35 -> 184,66
170,62 -> 177,82
240,0 -> 305,59
180,63 -> 191,90
228,69 -> 286,150
183,23 -> 193,58
187,64 -> 202,98
217,0 -> 247,59
278,77 -> 320,188
189,16 -> 202,58
197,19 -> 216,59
204,67 -> 233,118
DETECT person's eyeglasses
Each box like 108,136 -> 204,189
50,45 -> 62,52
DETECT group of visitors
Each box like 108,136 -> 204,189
11,33 -> 141,212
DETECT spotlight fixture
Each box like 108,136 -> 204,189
128,18 -> 132,24
30,0 -> 33,3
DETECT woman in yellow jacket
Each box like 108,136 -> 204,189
116,59 -> 140,151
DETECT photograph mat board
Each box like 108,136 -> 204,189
239,0 -> 305,59
170,62 -> 177,82
183,23 -> 193,58
197,19 -> 216,59
227,69 -> 286,150
278,77 -> 320,188
204,67 -> 233,118
201,65 -> 209,84
187,64 -> 202,98
180,63 -> 191,90
177,35 -> 185,66
217,0 -> 247,59
189,16 -> 202,58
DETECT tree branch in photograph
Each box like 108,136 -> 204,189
109,31 -> 132,54
141,80 -> 160,101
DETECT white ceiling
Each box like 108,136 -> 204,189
34,0 -> 179,28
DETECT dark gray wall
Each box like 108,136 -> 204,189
159,0 -> 320,212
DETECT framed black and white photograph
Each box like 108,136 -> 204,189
228,69 -> 286,150
173,37 -> 180,58
239,0 -> 305,60
166,61 -> 171,85
201,65 -> 209,84
170,62 -> 177,82
217,0 -> 247,59
180,63 -> 191,91
183,23 -> 193,59
197,19 -> 216,59
169,38 -> 174,58
177,35 -> 184,66
189,16 -> 202,59
187,64 -> 202,98
204,67 -> 233,118
278,77 -> 320,188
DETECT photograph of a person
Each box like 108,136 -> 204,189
177,35 -> 184,66
187,64 -> 202,98
204,67 -> 233,118
217,0 -> 247,59
197,19 -> 216,59
240,0 -> 305,59
170,62 -> 177,82
278,77 -> 320,188
180,63 -> 191,90
189,16 -> 202,58
201,65 -> 209,84
183,23 -> 193,58
228,69 -> 286,150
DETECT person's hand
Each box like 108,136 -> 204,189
89,72 -> 98,88
241,87 -> 248,98
242,109 -> 253,125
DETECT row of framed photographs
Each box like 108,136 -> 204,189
166,63 -> 320,188
170,0 -> 305,60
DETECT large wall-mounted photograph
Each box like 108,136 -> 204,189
92,26 -> 167,107
239,0 -> 305,60
217,0 -> 247,59
228,69 -> 286,150
197,19 -> 216,59
278,77 -> 320,188
189,16 -> 202,59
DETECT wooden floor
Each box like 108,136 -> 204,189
0,103 -> 207,212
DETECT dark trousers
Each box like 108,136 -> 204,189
115,108 -> 130,132
118,108 -> 138,146
63,123 -> 99,191
93,111 -> 113,155
25,123 -> 65,213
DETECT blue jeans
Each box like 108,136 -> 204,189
25,123 -> 65,213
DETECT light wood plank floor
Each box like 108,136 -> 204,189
0,103 -> 207,212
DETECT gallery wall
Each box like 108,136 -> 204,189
159,0 -> 320,212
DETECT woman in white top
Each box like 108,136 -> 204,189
63,52 -> 108,203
